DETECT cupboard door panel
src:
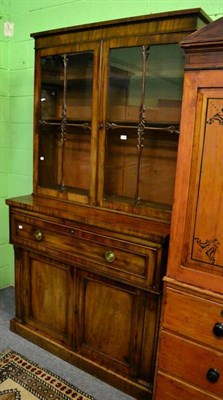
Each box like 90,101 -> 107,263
76,271 -> 145,377
190,91 -> 223,272
165,77 -> 223,291
22,252 -> 74,344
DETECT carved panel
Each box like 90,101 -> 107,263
192,96 -> 223,268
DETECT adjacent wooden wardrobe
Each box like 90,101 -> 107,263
153,15 -> 223,400
6,9 -> 210,400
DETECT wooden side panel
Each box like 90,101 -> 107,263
139,293 -> 161,385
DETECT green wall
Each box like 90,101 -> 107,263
0,0 -> 13,287
0,0 -> 222,288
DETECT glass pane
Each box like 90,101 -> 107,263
66,53 -> 93,121
146,44 -> 184,125
104,129 -> 178,206
104,44 -> 184,209
107,44 -> 184,124
41,55 -> 63,120
39,52 -> 93,193
38,125 -> 91,192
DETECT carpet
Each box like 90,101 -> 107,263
0,350 -> 95,400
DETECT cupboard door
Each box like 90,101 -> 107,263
20,250 -> 74,345
99,37 -> 185,221
167,85 -> 223,290
186,89 -> 223,273
35,42 -> 100,204
75,270 -> 146,377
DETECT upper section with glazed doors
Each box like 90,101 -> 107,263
32,9 -> 210,222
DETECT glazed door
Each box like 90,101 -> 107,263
75,270 -> 146,378
34,42 -> 100,204
98,37 -> 185,221
18,249 -> 75,346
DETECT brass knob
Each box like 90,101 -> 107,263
34,229 -> 43,241
105,250 -> 115,263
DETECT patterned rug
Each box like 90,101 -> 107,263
0,350 -> 95,400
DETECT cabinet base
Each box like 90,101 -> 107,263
10,318 -> 151,400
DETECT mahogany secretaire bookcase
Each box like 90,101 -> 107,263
6,9 -> 210,400
154,15 -> 223,400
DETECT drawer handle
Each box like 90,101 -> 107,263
34,229 -> 43,241
206,368 -> 220,383
105,250 -> 115,263
213,322 -> 223,337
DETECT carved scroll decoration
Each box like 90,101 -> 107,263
59,54 -> 68,191
105,121 -> 179,134
194,237 -> 219,264
40,120 -> 92,130
206,102 -> 223,125
135,45 -> 150,204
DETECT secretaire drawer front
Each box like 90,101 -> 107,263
11,213 -> 160,288
158,331 -> 223,397
163,287 -> 223,350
